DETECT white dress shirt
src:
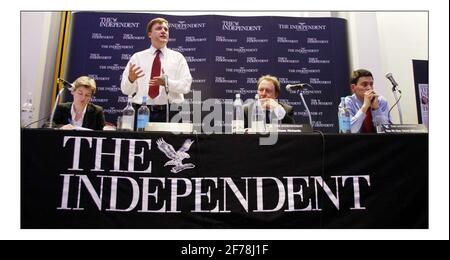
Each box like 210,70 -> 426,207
70,103 -> 87,127
344,94 -> 392,133
121,46 -> 192,105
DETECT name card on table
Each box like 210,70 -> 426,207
380,124 -> 428,133
269,124 -> 313,133
145,122 -> 193,133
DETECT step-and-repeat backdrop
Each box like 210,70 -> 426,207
65,12 -> 350,132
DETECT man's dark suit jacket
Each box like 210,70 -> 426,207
53,102 -> 105,130
243,102 -> 295,128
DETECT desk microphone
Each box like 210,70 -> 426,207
385,73 -> 399,90
286,83 -> 310,92
385,73 -> 403,124
57,78 -> 75,91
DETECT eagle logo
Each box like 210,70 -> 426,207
156,138 -> 195,173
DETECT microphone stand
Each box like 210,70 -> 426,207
298,90 -> 313,128
391,85 -> 404,124
48,86 -> 65,128
288,84 -> 313,129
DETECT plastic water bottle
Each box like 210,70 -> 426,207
232,94 -> 244,133
137,96 -> 150,131
21,92 -> 34,128
251,94 -> 266,133
121,95 -> 135,131
338,97 -> 351,133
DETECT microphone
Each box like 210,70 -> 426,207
286,83 -> 310,92
385,73 -> 398,88
386,73 -> 403,124
57,78 -> 75,91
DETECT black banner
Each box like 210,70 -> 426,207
21,129 -> 428,228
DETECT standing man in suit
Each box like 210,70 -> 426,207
121,17 -> 192,123
244,75 -> 295,128
52,76 -> 105,130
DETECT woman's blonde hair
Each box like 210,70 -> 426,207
73,76 -> 96,94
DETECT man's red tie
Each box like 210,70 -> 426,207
361,109 -> 375,133
149,49 -> 161,99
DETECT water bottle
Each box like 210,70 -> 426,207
232,94 -> 244,133
251,94 -> 266,133
137,96 -> 150,131
21,92 -> 34,128
338,97 -> 351,133
121,95 -> 135,131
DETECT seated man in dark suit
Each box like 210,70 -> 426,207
52,76 -> 105,130
244,75 -> 295,128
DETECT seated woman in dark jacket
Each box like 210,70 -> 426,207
53,76 -> 105,130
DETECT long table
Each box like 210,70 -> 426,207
21,129 -> 428,228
